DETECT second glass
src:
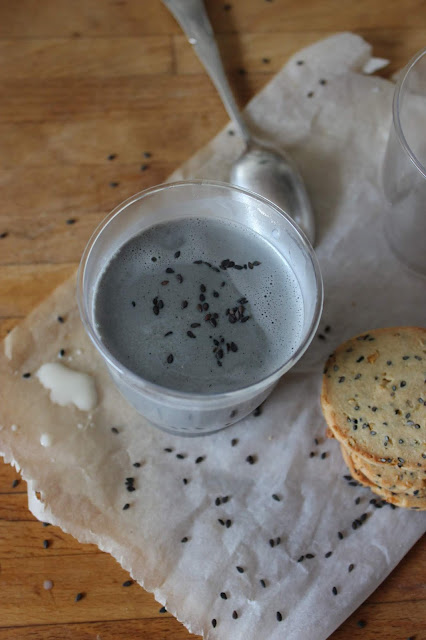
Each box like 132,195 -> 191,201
382,47 -> 426,276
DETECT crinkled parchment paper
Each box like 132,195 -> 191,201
1,33 -> 425,640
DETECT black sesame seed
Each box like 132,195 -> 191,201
42,522 -> 50,527
307,91 -> 314,98
246,455 -> 255,464
167,354 -> 174,364
151,257 -> 157,262
122,580 -> 133,587
123,503 -> 130,510
176,274 -> 183,283
332,586 -> 338,596
321,452 -> 327,459
166,267 -> 174,274
338,376 -> 345,383
164,447 -> 173,452
140,164 -> 149,171
111,427 -> 119,434
12,479 -> 19,488
306,553 -> 315,559
309,452 -> 315,458
43,539 -> 49,549
297,555 -> 305,562
195,456 -> 204,464
236,566 -> 244,573
325,551 -> 333,558
400,380 -> 406,387
253,405 -> 262,417
269,539 -> 275,548
181,537 -> 188,543
75,592 -> 84,602
200,284 -> 206,293
355,497 -> 361,505
159,606 -> 167,613
211,618 -> 217,628
232,610 -> 238,619
276,611 -> 283,622
66,218 -> 76,225
59,349 -> 65,357
357,620 -> 366,628
230,342 -> 238,352
356,356 -> 364,363
260,578 -> 266,588
183,478 -> 188,485
318,334 -> 326,341
109,182 -> 119,188
174,251 -> 181,259
338,531 -> 344,540
181,300 -> 188,309
218,519 -> 225,526
272,494 -> 281,502
231,438 -> 238,446
194,260 -> 203,264
220,591 -> 227,599
0,232 -> 8,238
176,453 -> 185,459
187,331 -> 196,339
297,59 -> 304,65
143,151 -> 152,158
57,316 -> 64,323
348,563 -> 355,572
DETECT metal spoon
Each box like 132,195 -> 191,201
162,0 -> 315,244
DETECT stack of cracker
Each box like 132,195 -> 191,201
321,327 -> 426,510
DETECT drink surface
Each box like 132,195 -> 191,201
94,217 -> 303,393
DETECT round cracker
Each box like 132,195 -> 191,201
341,444 -> 426,510
321,327 -> 426,470
350,448 -> 426,492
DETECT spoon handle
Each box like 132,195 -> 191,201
162,0 -> 251,143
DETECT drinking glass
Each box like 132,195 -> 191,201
383,47 -> 426,275
77,180 -> 323,436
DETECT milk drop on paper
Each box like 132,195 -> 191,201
36,363 -> 98,411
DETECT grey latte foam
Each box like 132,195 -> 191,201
94,217 -> 303,393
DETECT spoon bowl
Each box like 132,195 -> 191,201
230,144 -> 315,244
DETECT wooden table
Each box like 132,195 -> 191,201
0,1 -> 425,638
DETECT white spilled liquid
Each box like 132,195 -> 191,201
36,363 -> 98,411
95,217 -> 304,394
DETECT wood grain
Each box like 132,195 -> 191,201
0,0 -> 424,638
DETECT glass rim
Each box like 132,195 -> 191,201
77,179 -> 323,403
393,46 -> 426,179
